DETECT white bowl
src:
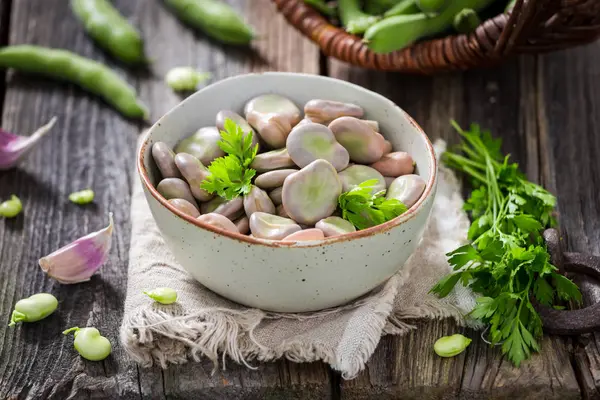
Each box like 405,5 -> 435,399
138,72 -> 437,312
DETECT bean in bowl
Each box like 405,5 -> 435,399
150,95 -> 426,242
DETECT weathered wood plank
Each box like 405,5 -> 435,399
536,41 -> 600,400
330,56 -> 581,399
0,0 -> 141,398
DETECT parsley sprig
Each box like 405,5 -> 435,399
431,121 -> 581,366
338,179 -> 408,230
200,119 -> 258,200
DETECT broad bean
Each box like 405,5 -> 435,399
144,287 -> 178,304
63,326 -> 112,361
9,293 -> 58,326
0,195 -> 23,218
69,189 -> 95,205
338,0 -> 380,34
433,334 -> 471,357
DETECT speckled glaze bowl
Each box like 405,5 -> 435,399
138,72 -> 437,313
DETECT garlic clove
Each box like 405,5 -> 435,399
39,213 -> 114,284
0,117 -> 57,170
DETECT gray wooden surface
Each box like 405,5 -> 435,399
0,0 -> 599,399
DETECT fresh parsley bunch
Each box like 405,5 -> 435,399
431,121 -> 581,366
201,119 -> 258,200
338,179 -> 408,230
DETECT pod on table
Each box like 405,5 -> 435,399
338,0 -> 380,34
164,0 -> 254,45
9,293 -> 58,326
363,0 -> 495,53
70,0 -> 146,65
0,45 -> 147,119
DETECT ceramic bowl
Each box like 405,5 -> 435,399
138,72 -> 437,313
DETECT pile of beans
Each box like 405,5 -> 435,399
151,95 -> 426,242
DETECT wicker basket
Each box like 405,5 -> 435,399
271,0 -> 600,73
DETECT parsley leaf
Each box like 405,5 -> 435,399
431,121 -> 581,367
338,180 -> 408,230
200,119 -> 258,200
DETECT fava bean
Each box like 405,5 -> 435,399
0,195 -> 23,218
338,0 -> 380,34
255,169 -> 298,190
243,185 -> 276,217
69,189 -> 95,205
71,0 -> 145,64
304,99 -> 364,124
250,149 -> 296,173
9,293 -> 58,326
370,151 -> 415,177
168,198 -> 201,218
197,212 -> 239,233
433,334 -> 471,357
165,0 -> 254,45
386,174 -> 426,207
0,46 -> 147,119
63,326 -> 112,361
281,228 -> 325,242
175,127 -> 225,166
234,215 -> 250,234
174,152 -> 213,202
269,186 -> 283,206
165,67 -> 210,92
286,123 -> 349,171
144,287 -> 178,304
201,196 -> 244,220
152,142 -> 181,179
157,178 -> 198,207
249,212 -> 301,240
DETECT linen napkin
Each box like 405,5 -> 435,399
120,139 -> 476,379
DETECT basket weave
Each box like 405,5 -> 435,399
271,0 -> 600,73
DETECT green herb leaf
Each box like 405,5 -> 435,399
432,121 -> 581,367
338,180 -> 407,230
201,119 -> 258,200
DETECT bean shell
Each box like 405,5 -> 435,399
200,196 -> 244,220
215,110 -> 259,149
250,148 -> 296,173
243,185 -> 276,217
244,94 -> 301,148
197,213 -> 239,234
269,187 -> 283,206
304,99 -> 364,124
286,122 -> 349,171
315,216 -> 357,237
370,151 -> 414,177
168,198 -> 201,218
174,153 -> 213,202
234,216 -> 250,234
329,116 -> 384,164
157,178 -> 198,207
282,159 -> 342,225
281,228 -> 325,242
249,211 -> 302,240
152,142 -> 181,179
338,165 -> 386,194
386,174 -> 426,208
175,126 -> 225,166
255,169 -> 298,190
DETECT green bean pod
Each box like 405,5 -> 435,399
364,0 -> 403,15
384,0 -> 420,17
364,0 -> 494,53
71,0 -> 145,65
0,45 -> 147,120
164,0 -> 254,45
338,0 -> 380,35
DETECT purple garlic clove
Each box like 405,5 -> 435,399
338,165 -> 386,194
329,116 -> 384,164
0,117 -> 57,170
282,159 -> 342,225
286,122 -> 349,171
174,152 -> 213,202
386,174 -> 426,208
175,126 -> 225,166
249,212 -> 302,240
39,213 -> 114,284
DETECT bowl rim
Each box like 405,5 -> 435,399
137,72 -> 437,248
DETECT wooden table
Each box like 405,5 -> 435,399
1,1 -> 600,399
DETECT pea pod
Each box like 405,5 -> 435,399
416,0 -> 447,14
363,0 -> 495,53
9,293 -> 58,326
164,0 -> 254,45
384,0 -> 420,17
364,0 -> 402,15
338,0 -> 380,35
70,0 -> 146,65
0,45 -> 148,120
63,326 -> 112,361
